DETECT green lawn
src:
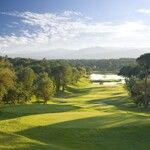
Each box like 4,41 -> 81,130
0,81 -> 150,150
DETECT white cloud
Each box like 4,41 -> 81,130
1,11 -> 150,55
137,9 -> 150,14
63,11 -> 82,17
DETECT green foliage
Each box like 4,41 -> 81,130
77,66 -> 86,78
136,53 -> 150,108
118,66 -> 140,78
6,57 -> 89,103
72,68 -> 80,84
51,64 -> 73,92
16,67 -> 36,102
17,67 -> 36,89
0,58 -> 16,102
61,64 -> 72,91
36,73 -> 55,104
51,65 -> 63,92
120,53 -> 150,108
2,86 -> 19,104
69,58 -> 136,73
137,53 -> 150,70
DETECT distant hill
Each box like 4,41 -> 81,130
1,47 -> 150,59
66,47 -> 146,59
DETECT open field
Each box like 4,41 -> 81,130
0,80 -> 150,150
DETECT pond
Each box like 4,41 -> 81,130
90,73 -> 125,85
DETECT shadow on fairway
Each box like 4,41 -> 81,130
15,114 -> 150,150
0,104 -> 80,121
87,96 -> 150,113
0,131 -> 61,150
55,86 -> 103,99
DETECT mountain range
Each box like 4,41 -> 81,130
1,47 -> 150,59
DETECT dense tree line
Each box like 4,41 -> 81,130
119,53 -> 150,108
0,57 -> 86,104
0,56 -> 139,106
68,58 -> 136,73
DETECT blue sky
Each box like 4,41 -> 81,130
0,0 -> 150,55
1,0 -> 150,23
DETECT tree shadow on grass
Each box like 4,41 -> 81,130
0,104 -> 80,121
0,131 -> 56,150
55,86 -> 108,99
87,96 -> 150,113
16,114 -> 150,150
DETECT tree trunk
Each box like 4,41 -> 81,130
44,100 -> 47,104
62,83 -> 65,91
56,84 -> 59,92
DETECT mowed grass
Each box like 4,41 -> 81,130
0,79 -> 150,150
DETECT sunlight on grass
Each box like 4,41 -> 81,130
0,79 -> 150,150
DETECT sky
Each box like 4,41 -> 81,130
0,0 -> 150,56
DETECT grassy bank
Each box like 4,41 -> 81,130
0,80 -> 150,150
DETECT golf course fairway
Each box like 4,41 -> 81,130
0,80 -> 150,150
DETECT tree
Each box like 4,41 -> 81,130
51,64 -> 72,92
0,58 -> 16,102
118,66 -> 139,79
51,66 -> 63,92
31,64 -> 45,74
17,67 -> 36,101
61,64 -> 72,91
72,68 -> 80,84
118,65 -> 144,107
137,53 -> 150,108
36,73 -> 55,104
2,86 -> 19,104
77,67 -> 86,79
